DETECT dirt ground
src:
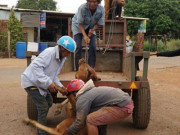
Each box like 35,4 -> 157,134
0,56 -> 180,135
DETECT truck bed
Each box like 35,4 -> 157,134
58,72 -> 129,82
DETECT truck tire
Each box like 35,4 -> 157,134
27,94 -> 38,120
132,77 -> 151,129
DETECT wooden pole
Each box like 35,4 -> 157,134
8,30 -> 11,58
37,26 -> 40,42
134,33 -> 144,52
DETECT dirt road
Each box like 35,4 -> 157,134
0,56 -> 180,135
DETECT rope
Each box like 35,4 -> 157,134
85,43 -> 89,64
84,43 -> 89,79
102,2 -> 118,54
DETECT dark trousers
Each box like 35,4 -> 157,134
108,1 -> 122,19
98,125 -> 107,135
25,88 -> 53,135
74,32 -> 96,70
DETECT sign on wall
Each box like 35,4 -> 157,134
138,20 -> 146,33
40,13 -> 46,29
22,14 -> 40,27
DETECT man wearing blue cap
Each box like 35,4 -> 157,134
21,36 -> 76,135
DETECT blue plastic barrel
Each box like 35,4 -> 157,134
38,42 -> 48,51
16,42 -> 26,59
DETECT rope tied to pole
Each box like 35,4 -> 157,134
85,43 -> 89,64
102,2 -> 118,54
84,43 -> 89,79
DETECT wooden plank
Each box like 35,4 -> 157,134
143,58 -> 149,81
105,23 -> 124,33
123,56 -> 132,80
123,18 -> 127,55
105,34 -> 124,44
58,71 -> 129,82
61,80 -> 145,90
105,19 -> 124,23
8,30 -> 10,58
126,51 -> 150,57
123,16 -> 149,21
68,18 -> 72,37
82,43 -> 124,48
25,51 -> 40,57
131,55 -> 136,81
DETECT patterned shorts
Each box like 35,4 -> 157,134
86,102 -> 134,125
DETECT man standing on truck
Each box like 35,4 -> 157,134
21,36 -> 76,135
64,79 -> 134,135
105,0 -> 126,20
71,0 -> 105,70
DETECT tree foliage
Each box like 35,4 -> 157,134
16,0 -> 38,10
7,10 -> 24,52
125,0 -> 180,38
0,30 -> 8,52
16,0 -> 57,11
38,0 -> 57,10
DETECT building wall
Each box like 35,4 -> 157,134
0,10 -> 37,42
0,20 -> 8,31
0,10 -> 21,21
27,27 -> 34,42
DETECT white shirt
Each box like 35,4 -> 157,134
21,45 -> 66,97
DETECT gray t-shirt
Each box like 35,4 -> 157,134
71,3 -> 105,36
67,86 -> 131,135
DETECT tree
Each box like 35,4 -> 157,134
16,0 -> 39,10
38,0 -> 57,11
125,0 -> 180,39
7,9 -> 24,52
16,0 -> 57,11
0,28 -> 8,52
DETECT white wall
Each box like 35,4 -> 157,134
27,27 -> 34,42
0,10 -> 21,20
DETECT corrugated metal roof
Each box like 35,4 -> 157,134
0,7 -> 74,16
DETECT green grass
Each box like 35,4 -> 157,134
143,39 -> 180,52
166,39 -> 180,51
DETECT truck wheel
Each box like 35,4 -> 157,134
132,77 -> 151,129
27,94 -> 38,120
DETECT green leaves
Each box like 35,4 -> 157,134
16,0 -> 39,10
153,15 -> 172,34
16,0 -> 57,11
38,0 -> 57,11
0,29 -> 8,52
125,0 -> 180,38
7,10 -> 24,52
